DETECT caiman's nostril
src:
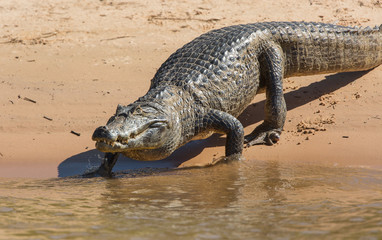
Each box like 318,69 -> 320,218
92,126 -> 114,140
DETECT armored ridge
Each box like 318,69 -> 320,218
149,21 -> 382,115
154,22 -> 382,79
91,22 -> 382,177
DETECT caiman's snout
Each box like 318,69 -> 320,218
92,126 -> 115,141
92,126 -> 120,152
92,102 -> 173,157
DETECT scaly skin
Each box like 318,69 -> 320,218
91,21 -> 382,177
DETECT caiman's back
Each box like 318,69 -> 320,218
153,22 -> 382,83
150,21 -> 382,116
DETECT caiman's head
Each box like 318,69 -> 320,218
92,103 -> 179,161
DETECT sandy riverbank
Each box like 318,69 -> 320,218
0,0 -> 381,178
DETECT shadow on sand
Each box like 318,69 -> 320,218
58,71 -> 369,177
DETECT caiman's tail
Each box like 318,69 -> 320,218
360,23 -> 382,70
327,23 -> 382,73
283,22 -> 382,77
359,23 -> 382,67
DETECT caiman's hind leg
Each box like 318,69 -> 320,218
245,43 -> 286,146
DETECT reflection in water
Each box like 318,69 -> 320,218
1,160 -> 382,239
102,164 -> 239,210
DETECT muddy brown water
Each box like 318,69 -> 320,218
1,159 -> 382,239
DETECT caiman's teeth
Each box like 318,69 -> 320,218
98,137 -> 128,145
98,139 -> 116,146
116,136 -> 128,144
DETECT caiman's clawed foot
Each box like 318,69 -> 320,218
82,153 -> 119,178
210,153 -> 243,166
82,165 -> 114,178
244,124 -> 282,147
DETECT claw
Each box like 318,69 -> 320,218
269,132 -> 280,143
244,124 -> 282,147
82,167 -> 114,178
81,153 -> 119,178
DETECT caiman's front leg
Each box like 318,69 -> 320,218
83,152 -> 120,178
198,109 -> 244,159
96,152 -> 120,177
245,43 -> 287,146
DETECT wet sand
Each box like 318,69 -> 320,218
0,0 -> 381,178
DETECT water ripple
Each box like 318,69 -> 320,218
1,160 -> 382,239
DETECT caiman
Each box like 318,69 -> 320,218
90,21 -> 382,177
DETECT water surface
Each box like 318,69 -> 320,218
1,160 -> 382,239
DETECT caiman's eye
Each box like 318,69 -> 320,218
117,112 -> 129,118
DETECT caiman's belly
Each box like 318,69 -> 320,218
191,130 -> 215,141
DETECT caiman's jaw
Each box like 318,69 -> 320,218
92,102 -> 181,161
92,116 -> 171,154
93,133 -> 130,153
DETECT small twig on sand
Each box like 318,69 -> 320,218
148,16 -> 221,23
1,32 -> 57,44
0,38 -> 23,44
70,130 -> 81,136
100,36 -> 134,41
40,32 -> 57,38
43,116 -> 53,121
19,96 -> 37,103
